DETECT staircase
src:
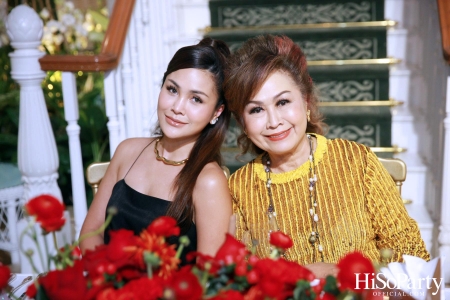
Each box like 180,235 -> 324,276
205,0 -> 399,170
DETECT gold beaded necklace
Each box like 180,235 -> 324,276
154,138 -> 189,166
263,134 -> 324,262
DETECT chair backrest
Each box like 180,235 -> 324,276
86,162 -> 110,195
378,157 -> 406,196
86,162 -> 231,195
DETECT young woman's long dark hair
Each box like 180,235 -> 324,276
160,38 -> 231,232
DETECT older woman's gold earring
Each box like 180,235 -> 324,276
306,110 -> 311,122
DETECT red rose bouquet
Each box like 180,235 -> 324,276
2,194 -> 385,300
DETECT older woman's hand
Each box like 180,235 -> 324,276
304,262 -> 338,278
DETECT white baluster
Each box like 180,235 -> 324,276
6,5 -> 62,201
61,72 -> 87,239
135,0 -> 151,137
128,6 -> 143,137
6,5 -> 73,273
104,70 -> 121,156
121,37 -> 137,138
439,77 -> 450,284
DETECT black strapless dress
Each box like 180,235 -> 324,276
104,179 -> 197,265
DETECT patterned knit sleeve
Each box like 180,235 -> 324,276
364,150 -> 430,262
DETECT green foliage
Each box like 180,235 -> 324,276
293,280 -> 316,300
0,45 -> 19,163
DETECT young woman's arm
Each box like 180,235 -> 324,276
193,163 -> 233,256
79,139 -> 138,253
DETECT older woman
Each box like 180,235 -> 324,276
224,34 -> 429,278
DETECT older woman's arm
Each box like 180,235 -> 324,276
364,150 -> 430,261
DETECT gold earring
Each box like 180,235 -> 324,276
306,110 -> 311,122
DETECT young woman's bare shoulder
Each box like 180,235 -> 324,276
113,137 -> 156,160
196,162 -> 229,192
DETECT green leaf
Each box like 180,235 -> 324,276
87,9 -> 109,29
36,285 -> 50,300
293,280 -> 315,300
323,275 -> 340,296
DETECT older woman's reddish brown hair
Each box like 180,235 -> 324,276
224,34 -> 325,155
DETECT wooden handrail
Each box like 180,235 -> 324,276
39,0 -> 135,72
438,0 -> 450,64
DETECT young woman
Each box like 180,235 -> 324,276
80,38 -> 233,262
224,35 -> 429,277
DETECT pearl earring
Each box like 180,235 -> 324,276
210,117 -> 218,125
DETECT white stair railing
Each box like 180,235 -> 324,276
439,77 -> 450,284
6,5 -> 73,273
6,6 -> 62,203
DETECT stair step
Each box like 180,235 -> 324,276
311,65 -> 389,101
209,0 -> 385,27
206,27 -> 387,59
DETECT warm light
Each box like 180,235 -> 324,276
53,72 -> 62,82
78,71 -> 83,76
48,84 -> 54,90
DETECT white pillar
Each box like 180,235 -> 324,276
6,5 -> 62,202
104,70 -> 121,156
61,72 -> 87,239
439,77 -> 450,284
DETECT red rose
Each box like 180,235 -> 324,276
25,194 -> 65,232
119,277 -> 163,300
337,251 -> 375,293
165,267 -> 203,300
0,264 -> 10,290
106,229 -> 138,268
25,282 -> 37,298
39,260 -> 88,300
269,231 -> 293,249
210,290 -> 245,300
147,216 -> 180,237
215,234 -> 248,265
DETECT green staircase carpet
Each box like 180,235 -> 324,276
205,0 -> 395,172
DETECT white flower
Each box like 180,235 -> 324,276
46,20 -> 61,34
39,8 -> 50,20
65,1 -> 75,10
75,24 -> 88,37
59,24 -> 67,33
61,14 -> 76,27
53,34 -> 64,46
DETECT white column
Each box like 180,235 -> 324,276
104,70 -> 121,156
61,72 -> 87,239
439,77 -> 450,284
6,5 -> 62,202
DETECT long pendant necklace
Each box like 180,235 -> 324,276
264,134 -> 324,262
154,138 -> 189,166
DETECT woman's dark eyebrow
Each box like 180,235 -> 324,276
167,79 -> 209,97
249,90 -> 291,104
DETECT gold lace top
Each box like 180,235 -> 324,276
228,134 -> 430,264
